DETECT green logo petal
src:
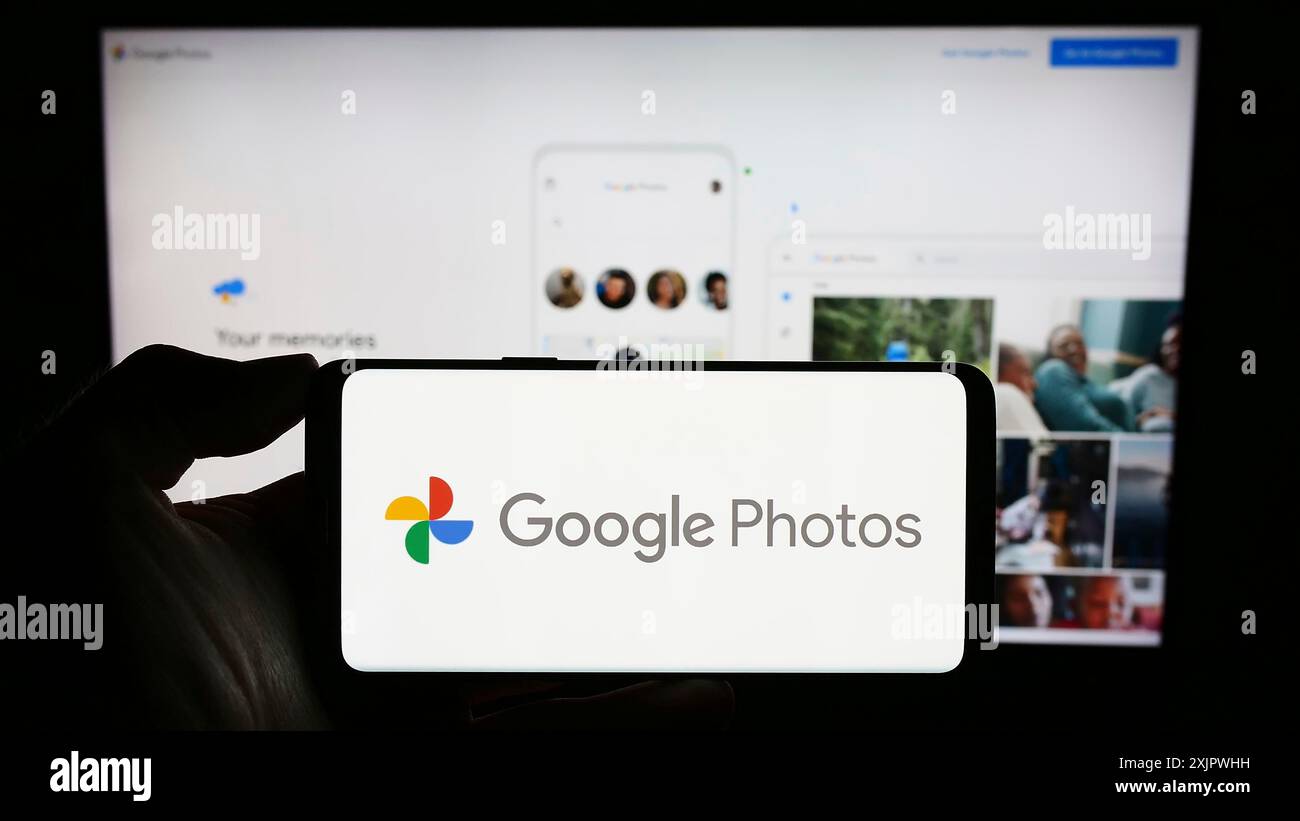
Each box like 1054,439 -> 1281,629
405,521 -> 431,564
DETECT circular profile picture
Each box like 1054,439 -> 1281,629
647,269 -> 687,310
701,271 -> 728,310
544,267 -> 584,309
596,269 -> 636,309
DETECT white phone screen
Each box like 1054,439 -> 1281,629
339,366 -> 972,673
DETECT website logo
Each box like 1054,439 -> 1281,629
213,278 -> 245,303
385,476 -> 474,563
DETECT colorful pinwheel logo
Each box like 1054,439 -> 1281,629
385,476 -> 474,563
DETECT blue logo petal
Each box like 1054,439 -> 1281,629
429,519 -> 473,545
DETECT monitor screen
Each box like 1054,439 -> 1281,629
101,27 -> 1197,647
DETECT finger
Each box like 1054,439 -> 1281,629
177,472 -> 315,602
469,679 -> 734,731
242,471 -> 308,533
64,345 -> 317,490
177,472 -> 306,541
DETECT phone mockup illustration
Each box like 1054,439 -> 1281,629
533,145 -> 736,359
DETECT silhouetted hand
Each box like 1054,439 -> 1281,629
2,345 -> 732,730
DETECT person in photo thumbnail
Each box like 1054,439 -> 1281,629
1055,576 -> 1133,630
999,574 -> 1053,628
995,479 -> 1066,569
648,270 -> 686,310
704,271 -> 728,310
995,344 -> 1048,434
1109,314 -> 1180,432
545,267 -> 584,309
597,269 -> 635,309
1033,325 -> 1134,432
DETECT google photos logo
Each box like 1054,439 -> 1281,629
385,477 -> 474,563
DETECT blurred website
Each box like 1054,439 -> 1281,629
102,27 -> 1196,646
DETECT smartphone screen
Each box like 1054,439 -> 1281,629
533,146 -> 735,359
334,364 -> 985,673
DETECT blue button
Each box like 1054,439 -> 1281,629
1050,38 -> 1178,67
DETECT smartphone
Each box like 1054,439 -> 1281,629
309,360 -> 993,674
533,145 -> 735,359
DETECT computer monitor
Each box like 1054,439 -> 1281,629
101,27 -> 1197,647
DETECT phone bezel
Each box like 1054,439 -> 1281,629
307,358 -> 994,679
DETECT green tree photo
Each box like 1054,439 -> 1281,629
812,297 -> 993,374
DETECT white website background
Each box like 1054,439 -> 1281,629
103,27 -> 1194,648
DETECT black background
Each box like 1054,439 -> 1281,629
0,1 -> 1283,805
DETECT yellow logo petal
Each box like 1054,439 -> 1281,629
385,495 -> 428,521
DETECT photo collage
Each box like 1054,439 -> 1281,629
813,296 -> 1179,645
